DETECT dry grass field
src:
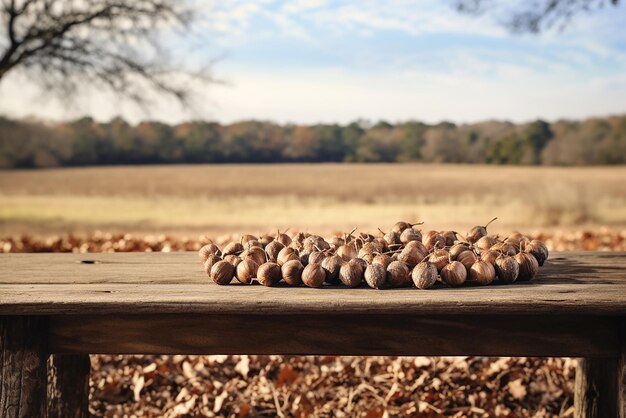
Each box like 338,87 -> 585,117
2,164 -> 625,417
1,163 -> 625,237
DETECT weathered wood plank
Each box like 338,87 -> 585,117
0,316 -> 47,418
2,251 -> 623,284
575,358 -> 619,418
617,318 -> 626,418
1,282 -> 625,315
48,314 -> 619,357
0,252 -> 625,316
574,319 -> 626,418
47,354 -> 90,418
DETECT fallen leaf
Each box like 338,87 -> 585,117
238,402 -> 251,418
235,355 -> 250,378
213,390 -> 228,413
508,378 -> 527,400
132,373 -> 144,401
276,364 -> 299,387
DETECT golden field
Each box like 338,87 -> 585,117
1,164 -> 625,417
1,163 -> 625,237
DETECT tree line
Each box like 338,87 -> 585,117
1,114 -> 625,168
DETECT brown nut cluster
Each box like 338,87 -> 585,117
198,220 -> 549,289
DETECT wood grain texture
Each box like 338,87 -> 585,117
47,354 -> 90,418
0,316 -> 47,418
574,319 -> 626,418
48,314 -> 619,357
575,358 -> 619,418
617,318 -> 626,418
0,252 -> 625,315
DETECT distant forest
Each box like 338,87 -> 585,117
1,114 -> 625,168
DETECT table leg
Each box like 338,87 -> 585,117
48,354 -> 91,418
575,358 -> 619,417
575,320 -> 626,418
0,316 -> 47,418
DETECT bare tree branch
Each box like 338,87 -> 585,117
0,0 -> 211,109
454,0 -> 621,33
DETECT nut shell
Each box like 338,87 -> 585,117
480,249 -> 499,267
372,238 -> 389,253
259,234 -> 275,246
281,259 -> 304,286
397,246 -> 426,268
243,240 -> 262,250
405,240 -> 428,254
302,263 -> 326,288
456,250 -> 477,271
277,247 -> 299,266
526,240 -> 549,266
441,230 -> 457,246
449,243 -> 470,259
469,260 -> 496,285
203,254 -> 221,275
299,251 -> 310,266
371,253 -> 392,270
199,243 -> 221,262
440,261 -> 467,287
383,230 -> 401,247
303,235 -> 330,252
364,263 -> 387,289
491,242 -> 517,256
223,254 -> 242,268
466,225 -> 487,244
392,221 -> 413,234
240,234 -> 258,243
495,255 -> 519,284
336,243 -> 357,261
412,261 -> 438,289
236,258 -> 258,284
475,235 -> 497,252
222,242 -> 244,257
400,228 -> 421,245
509,231 -> 525,240
386,261 -> 411,287
276,233 -> 292,247
329,236 -> 345,249
466,218 -> 497,244
321,254 -> 344,284
241,247 -> 266,266
256,262 -> 282,287
210,260 -> 235,285
293,232 -> 309,243
428,249 -> 450,273
422,231 -> 446,251
503,236 -> 521,248
515,252 -> 539,281
352,257 -> 368,271
358,242 -> 381,258
339,259 -> 364,288
308,251 -> 326,265
265,241 -> 285,263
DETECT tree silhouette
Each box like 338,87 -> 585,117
0,0 -> 210,107
455,0 -> 620,33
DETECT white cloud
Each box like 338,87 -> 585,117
198,0 -> 507,47
206,67 -> 626,124
286,0 -> 506,38
3,62 -> 624,125
1,0 -> 626,124
282,0 -> 329,14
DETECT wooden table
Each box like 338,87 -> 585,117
0,251 -> 624,417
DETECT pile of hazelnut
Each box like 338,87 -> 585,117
198,219 -> 549,289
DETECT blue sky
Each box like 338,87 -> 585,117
1,0 -> 626,124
